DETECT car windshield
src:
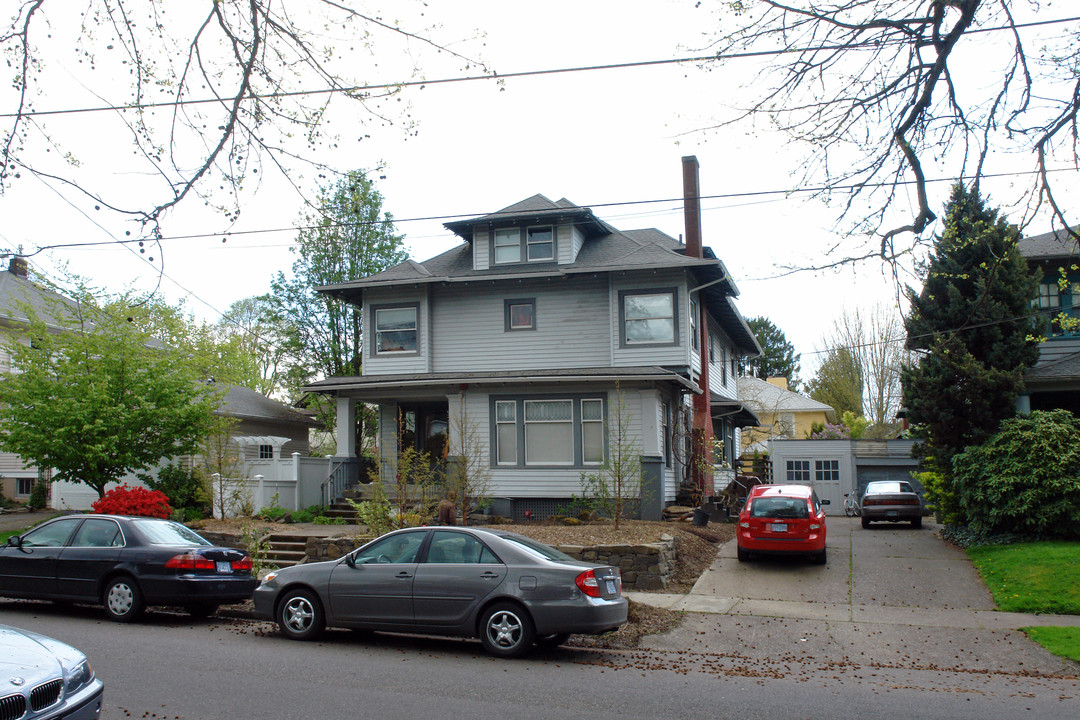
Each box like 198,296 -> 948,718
131,519 -> 211,546
497,532 -> 576,562
751,496 -> 810,519
865,481 -> 915,495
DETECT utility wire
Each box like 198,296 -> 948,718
2,16 -> 1077,120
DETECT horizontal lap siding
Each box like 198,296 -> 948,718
0,451 -> 35,475
431,277 -> 611,372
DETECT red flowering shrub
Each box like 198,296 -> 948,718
91,484 -> 173,519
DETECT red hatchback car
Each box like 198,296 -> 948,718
736,484 -> 829,565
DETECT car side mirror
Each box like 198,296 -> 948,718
345,552 -> 356,568
7,535 -> 24,549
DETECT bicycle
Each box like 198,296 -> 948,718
843,493 -> 861,517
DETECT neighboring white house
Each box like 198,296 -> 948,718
304,159 -> 763,520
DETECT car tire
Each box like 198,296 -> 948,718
103,576 -> 145,623
535,633 -> 571,649
479,602 -> 535,658
811,548 -> 827,565
861,517 -> 871,529
277,589 -> 325,641
912,516 -> 922,529
185,604 -> 219,619
736,545 -> 750,562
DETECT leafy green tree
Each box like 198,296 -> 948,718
269,170 -> 407,447
0,294 -> 221,499
901,184 -> 1042,516
806,346 -> 863,418
742,316 -> 802,390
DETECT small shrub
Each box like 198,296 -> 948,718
292,509 -> 315,523
313,515 -> 347,525
256,506 -> 288,522
28,478 -> 48,510
92,484 -> 172,519
143,463 -> 206,515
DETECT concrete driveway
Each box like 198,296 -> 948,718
627,517 -> 1080,676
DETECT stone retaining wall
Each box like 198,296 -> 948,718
306,536 -> 369,561
553,534 -> 676,591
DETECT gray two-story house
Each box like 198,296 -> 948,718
308,159 -> 761,520
1018,227 -> 1080,415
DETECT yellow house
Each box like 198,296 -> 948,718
738,376 -> 836,453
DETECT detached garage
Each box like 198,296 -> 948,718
768,439 -> 921,515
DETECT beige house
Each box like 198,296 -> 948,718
738,376 -> 836,453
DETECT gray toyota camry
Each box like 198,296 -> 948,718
253,526 -> 627,658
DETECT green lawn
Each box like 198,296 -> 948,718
967,541 -> 1080,662
967,541 -> 1080,614
1022,627 -> 1080,662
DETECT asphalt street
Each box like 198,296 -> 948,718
2,514 -> 1078,718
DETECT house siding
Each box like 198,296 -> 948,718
473,228 -> 490,271
610,270 -> 691,368
430,276 -> 612,372
363,287 -> 430,375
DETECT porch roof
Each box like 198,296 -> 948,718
304,366 -> 700,399
711,395 -> 761,428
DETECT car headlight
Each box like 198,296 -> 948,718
65,659 -> 94,695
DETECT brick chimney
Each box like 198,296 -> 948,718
8,256 -> 28,278
682,156 -> 713,499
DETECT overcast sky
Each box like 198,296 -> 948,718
1,1 -> 1076,379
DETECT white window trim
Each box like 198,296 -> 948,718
494,228 -> 522,264
495,401 -> 517,466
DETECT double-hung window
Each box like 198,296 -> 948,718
495,401 -> 518,465
581,399 -> 604,464
622,290 -> 677,345
374,306 -> 418,354
494,228 -> 521,264
690,297 -> 699,350
524,400 -> 574,465
527,227 -> 554,261
1038,282 -> 1061,309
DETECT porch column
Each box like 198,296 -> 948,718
335,396 -> 356,457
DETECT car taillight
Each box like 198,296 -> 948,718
575,569 -> 602,598
165,552 -> 215,570
232,556 -> 253,572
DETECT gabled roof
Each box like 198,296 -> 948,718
1017,227 -> 1079,262
0,266 -> 81,328
737,376 -> 837,422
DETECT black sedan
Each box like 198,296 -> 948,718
0,624 -> 104,720
860,480 -> 925,528
253,526 -> 628,658
0,514 -> 258,621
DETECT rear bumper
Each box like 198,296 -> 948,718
528,595 -> 628,636
737,529 -> 826,554
140,574 -> 258,605
862,506 -> 922,521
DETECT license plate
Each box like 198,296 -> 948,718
605,580 -> 616,595
770,523 -> 788,532
216,561 -> 232,574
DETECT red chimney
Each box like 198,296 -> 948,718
682,156 -> 713,500
8,257 -> 28,278
682,155 -> 703,259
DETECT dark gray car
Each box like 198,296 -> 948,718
252,526 -> 627,658
860,480 -> 924,528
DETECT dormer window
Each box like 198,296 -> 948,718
492,225 -> 555,264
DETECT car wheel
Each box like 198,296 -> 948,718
535,633 -> 571,649
185,604 -> 219,619
811,548 -> 827,565
861,517 -> 871,529
479,602 -> 535,658
103,576 -> 145,623
912,516 -> 923,529
736,545 -> 750,562
277,589 -> 325,641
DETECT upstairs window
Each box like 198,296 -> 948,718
622,289 -> 677,346
1038,282 -> 1061,308
527,226 -> 554,261
505,298 -> 536,331
494,228 -> 521,264
375,306 -> 418,354
690,297 -> 699,350
492,226 -> 555,264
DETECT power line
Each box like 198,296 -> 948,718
18,165 -> 1078,258
3,16 -> 1077,120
